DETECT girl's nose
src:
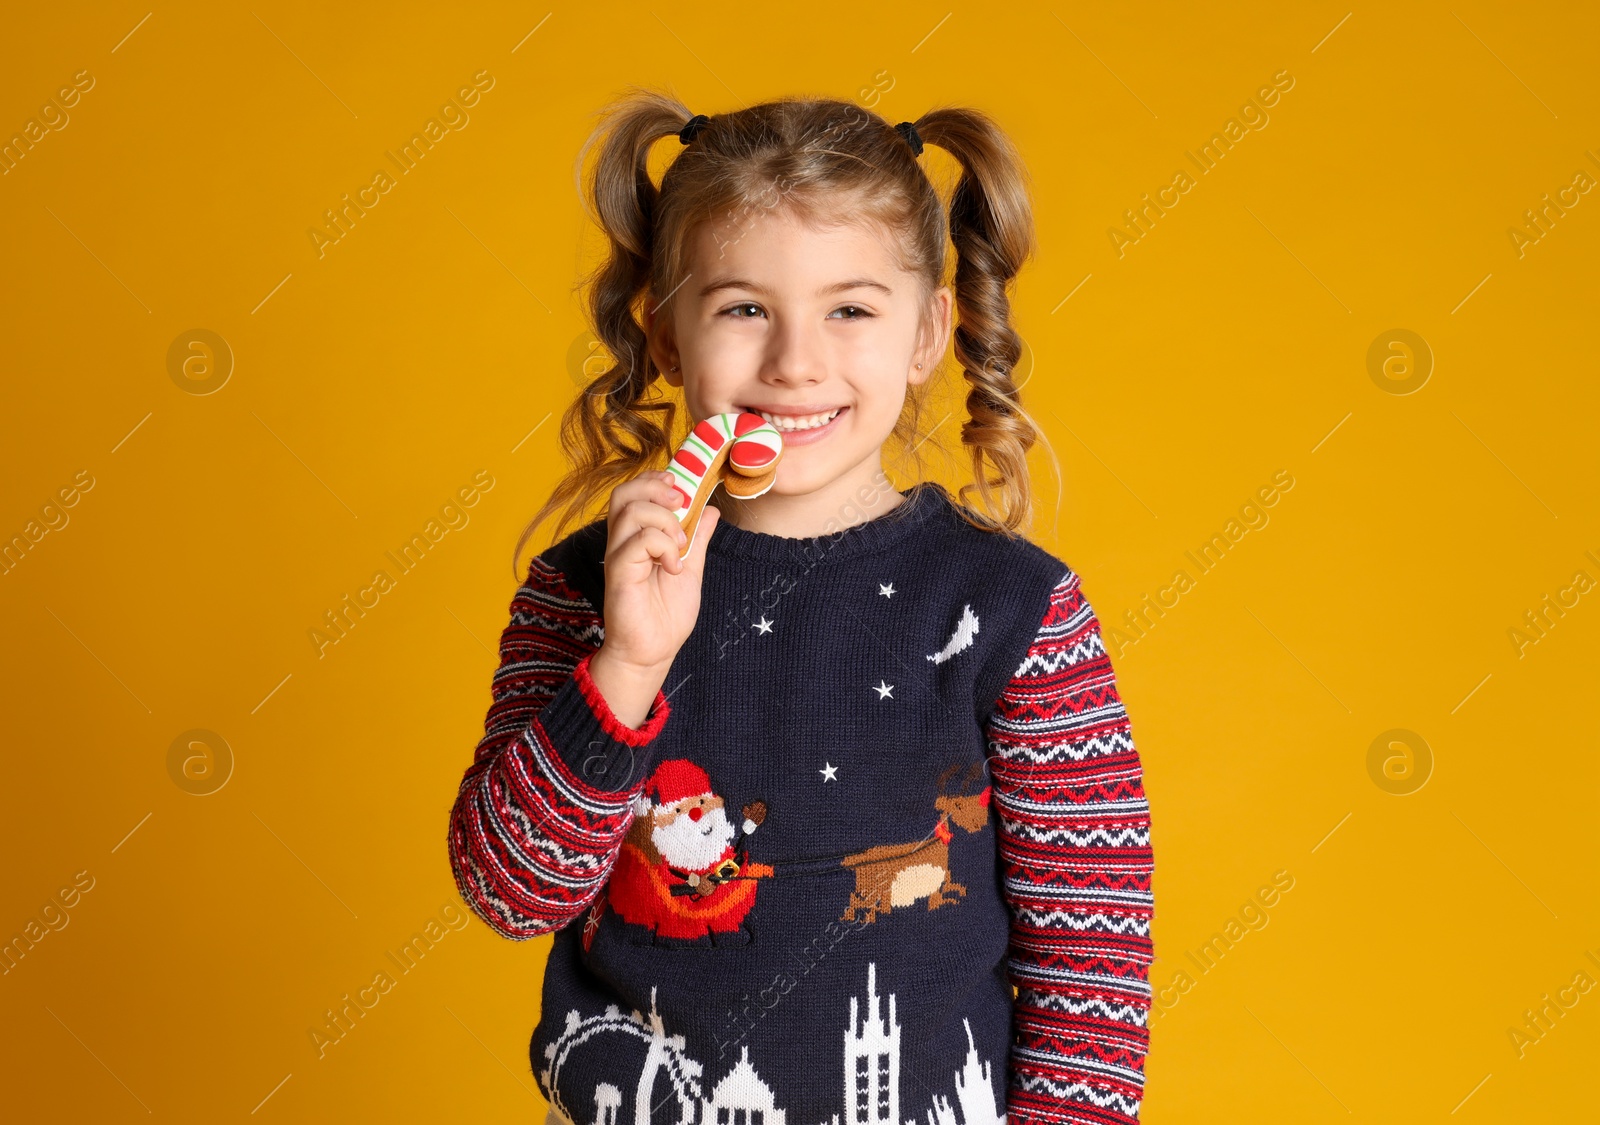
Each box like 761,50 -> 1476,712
765,322 -> 825,385
689,806 -> 703,822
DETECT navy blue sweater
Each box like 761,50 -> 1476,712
448,480 -> 1153,1125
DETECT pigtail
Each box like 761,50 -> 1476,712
510,87 -> 690,578
914,108 -> 1041,534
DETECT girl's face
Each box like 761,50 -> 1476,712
647,206 -> 951,500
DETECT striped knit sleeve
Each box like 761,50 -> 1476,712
986,568 -> 1154,1125
447,554 -> 672,941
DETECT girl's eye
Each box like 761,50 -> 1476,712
719,303 -> 877,320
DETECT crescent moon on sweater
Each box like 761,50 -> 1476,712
926,604 -> 980,664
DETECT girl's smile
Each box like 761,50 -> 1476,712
734,404 -> 849,445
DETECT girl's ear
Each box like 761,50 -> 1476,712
644,300 -> 682,388
910,286 -> 954,385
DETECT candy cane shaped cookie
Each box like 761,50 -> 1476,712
664,411 -> 785,558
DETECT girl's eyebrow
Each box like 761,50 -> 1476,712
699,277 -> 892,298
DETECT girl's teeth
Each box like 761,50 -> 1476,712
756,408 -> 841,431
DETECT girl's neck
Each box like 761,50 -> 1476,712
715,462 -> 905,540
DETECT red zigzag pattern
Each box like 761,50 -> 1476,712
447,557 -> 669,940
986,568 -> 1154,1125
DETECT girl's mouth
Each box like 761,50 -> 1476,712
742,406 -> 847,446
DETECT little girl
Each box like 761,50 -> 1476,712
447,90 -> 1153,1125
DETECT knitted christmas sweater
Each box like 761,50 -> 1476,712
447,481 -> 1153,1125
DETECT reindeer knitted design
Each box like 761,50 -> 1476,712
664,411 -> 784,557
838,762 -> 993,926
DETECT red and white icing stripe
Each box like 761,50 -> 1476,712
666,412 -> 783,519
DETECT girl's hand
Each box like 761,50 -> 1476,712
589,471 -> 718,716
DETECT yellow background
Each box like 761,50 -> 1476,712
2,2 -> 1596,1121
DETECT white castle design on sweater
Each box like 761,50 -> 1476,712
540,961 -> 1006,1125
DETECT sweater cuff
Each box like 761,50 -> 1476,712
531,650 -> 671,796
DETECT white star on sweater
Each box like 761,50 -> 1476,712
819,762 -> 838,781
878,582 -> 896,598
873,680 -> 894,699
752,615 -> 773,634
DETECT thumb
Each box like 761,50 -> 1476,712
681,505 -> 719,578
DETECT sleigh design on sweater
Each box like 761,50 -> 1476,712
590,758 -> 994,952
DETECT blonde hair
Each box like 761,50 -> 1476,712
513,87 -> 1047,577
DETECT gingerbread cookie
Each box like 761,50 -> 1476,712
664,412 -> 784,558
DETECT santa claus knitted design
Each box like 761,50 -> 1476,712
665,411 -> 783,557
603,758 -> 771,947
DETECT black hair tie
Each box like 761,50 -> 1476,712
894,120 -> 924,157
679,113 -> 710,144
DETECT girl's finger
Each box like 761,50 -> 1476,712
680,505 -> 718,578
609,483 -> 683,547
608,472 -> 680,527
623,524 -> 683,575
654,472 -> 686,511
618,492 -> 689,550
